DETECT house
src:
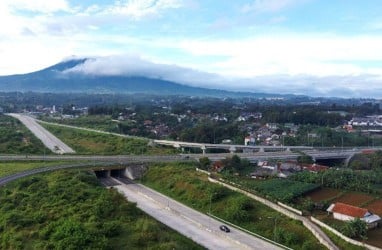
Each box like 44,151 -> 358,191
303,163 -> 329,173
279,161 -> 301,171
327,202 -> 381,229
250,168 -> 273,179
212,161 -> 224,172
266,123 -> 278,131
244,135 -> 256,146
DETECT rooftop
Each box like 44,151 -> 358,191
328,202 -> 368,218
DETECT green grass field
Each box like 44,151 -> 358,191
0,161 -> 91,178
41,123 -> 177,155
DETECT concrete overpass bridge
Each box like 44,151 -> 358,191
1,147 -> 381,189
0,149 -> 359,163
153,139 -> 314,154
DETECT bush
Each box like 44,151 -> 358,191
342,218 -> 367,239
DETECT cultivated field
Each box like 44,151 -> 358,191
332,192 -> 375,207
305,188 -> 342,202
365,199 -> 382,215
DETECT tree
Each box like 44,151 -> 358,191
342,218 -> 367,239
370,150 -> 382,170
301,198 -> 315,213
222,155 -> 246,173
297,154 -> 314,164
199,157 -> 211,170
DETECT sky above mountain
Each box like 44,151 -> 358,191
1,0 -> 382,98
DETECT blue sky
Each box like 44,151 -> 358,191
1,0 -> 382,98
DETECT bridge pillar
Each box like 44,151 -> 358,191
286,147 -> 291,152
259,147 -> 265,153
201,145 -> 206,155
229,146 -> 236,154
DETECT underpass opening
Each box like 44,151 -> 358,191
315,158 -> 346,167
94,170 -> 110,178
110,169 -> 126,178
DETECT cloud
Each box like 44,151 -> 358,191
242,0 -> 303,13
63,55 -> 224,88
178,34 -> 382,78
61,55 -> 382,98
102,0 -> 183,19
4,0 -> 71,13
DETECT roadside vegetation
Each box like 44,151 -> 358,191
42,115 -> 118,131
0,115 -> 48,155
0,161 -> 88,178
291,168 -> 382,194
140,162 -> 325,250
0,170 -> 203,249
321,228 -> 365,250
41,123 -> 177,155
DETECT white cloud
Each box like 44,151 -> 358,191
104,0 -> 183,19
4,0 -> 70,13
60,55 -> 382,98
63,54 -> 223,87
242,0 -> 303,13
178,34 -> 382,78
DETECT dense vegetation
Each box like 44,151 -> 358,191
249,179 -> 320,203
291,168 -> 382,194
141,163 -> 325,250
224,176 -> 320,203
0,115 -> 47,154
350,150 -> 382,170
41,123 -> 176,155
0,170 -> 203,249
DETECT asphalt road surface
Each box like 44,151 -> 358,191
113,178 -> 281,250
7,113 -> 75,154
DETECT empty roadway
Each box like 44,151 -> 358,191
7,113 -> 75,154
113,178 -> 282,250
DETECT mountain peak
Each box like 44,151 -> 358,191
43,58 -> 90,72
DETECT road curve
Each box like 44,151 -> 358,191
114,178 -> 282,250
0,163 -> 99,186
7,113 -> 75,154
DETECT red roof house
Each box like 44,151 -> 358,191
303,163 -> 329,173
327,202 -> 381,229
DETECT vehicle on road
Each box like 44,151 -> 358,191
219,225 -> 230,233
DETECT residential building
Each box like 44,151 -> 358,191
327,202 -> 381,229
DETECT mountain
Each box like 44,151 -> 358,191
0,58 -> 291,98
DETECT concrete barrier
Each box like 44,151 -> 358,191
195,168 -> 210,175
277,202 -> 303,215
